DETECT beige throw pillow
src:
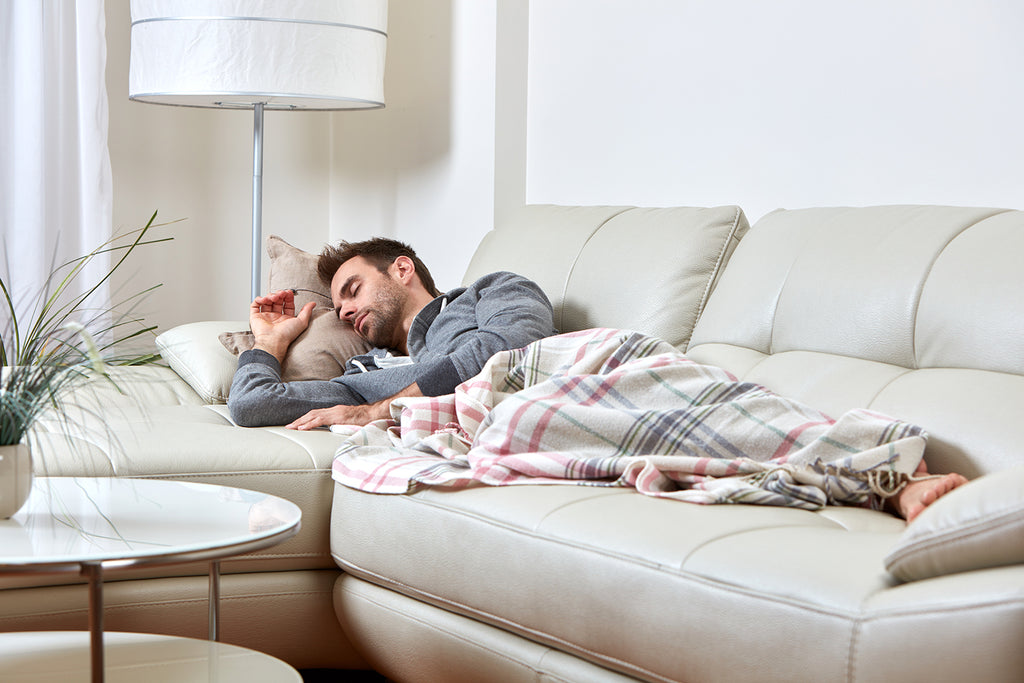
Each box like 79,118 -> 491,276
219,235 -> 372,381
883,465 -> 1024,582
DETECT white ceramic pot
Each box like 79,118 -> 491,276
0,443 -> 33,518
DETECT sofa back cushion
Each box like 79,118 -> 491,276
463,204 -> 749,349
687,205 -> 1024,478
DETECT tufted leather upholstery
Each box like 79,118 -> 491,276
332,205 -> 1024,682
688,205 -> 1024,478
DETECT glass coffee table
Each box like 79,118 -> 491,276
0,477 -> 303,682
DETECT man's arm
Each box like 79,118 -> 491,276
281,273 -> 555,430
233,273 -> 554,429
285,382 -> 423,430
410,272 -> 557,397
229,289 -> 367,427
228,349 -> 369,427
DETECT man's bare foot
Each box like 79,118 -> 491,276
891,461 -> 969,523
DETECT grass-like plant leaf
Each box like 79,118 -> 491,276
1,212 -> 173,446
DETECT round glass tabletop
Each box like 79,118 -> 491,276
0,478 -> 302,572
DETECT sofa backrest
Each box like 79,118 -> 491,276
687,205 -> 1024,479
463,204 -> 749,349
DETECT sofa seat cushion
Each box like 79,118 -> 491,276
22,366 -> 351,581
330,482 -> 1024,683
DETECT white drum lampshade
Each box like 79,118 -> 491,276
128,0 -> 388,299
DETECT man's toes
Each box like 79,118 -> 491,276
940,473 -> 964,494
920,487 -> 938,506
905,502 -> 925,523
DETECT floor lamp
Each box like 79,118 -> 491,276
127,1 -> 388,302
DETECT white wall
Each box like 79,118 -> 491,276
104,0 -> 1024,334
328,0 -> 500,293
525,0 -> 1024,223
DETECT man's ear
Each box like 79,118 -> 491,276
391,255 -> 417,285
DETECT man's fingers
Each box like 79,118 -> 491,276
286,404 -> 360,430
285,415 -> 310,430
286,408 -> 327,431
251,290 -> 304,318
281,290 -> 298,315
296,301 -> 316,324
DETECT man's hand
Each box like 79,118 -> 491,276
249,290 -> 315,363
285,402 -> 388,430
286,383 -> 423,430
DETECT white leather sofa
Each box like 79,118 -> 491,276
4,204 -> 1023,682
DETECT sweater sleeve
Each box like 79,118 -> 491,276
227,349 -> 366,427
415,273 -> 556,396
409,356 -> 464,397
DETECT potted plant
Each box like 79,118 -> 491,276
0,212 -> 169,517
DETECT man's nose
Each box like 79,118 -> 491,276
339,302 -> 357,321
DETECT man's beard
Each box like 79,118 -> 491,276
359,276 -> 406,349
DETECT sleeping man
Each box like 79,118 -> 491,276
229,237 -> 966,523
227,237 -> 558,429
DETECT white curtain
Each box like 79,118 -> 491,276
0,0 -> 112,335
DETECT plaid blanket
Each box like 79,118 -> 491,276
331,328 -> 926,509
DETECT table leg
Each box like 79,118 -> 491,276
82,562 -> 104,683
208,560 -> 221,641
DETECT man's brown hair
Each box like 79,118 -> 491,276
317,237 -> 441,297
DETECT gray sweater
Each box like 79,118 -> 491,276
228,271 -> 556,427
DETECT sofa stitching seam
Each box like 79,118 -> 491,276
558,206 -> 632,330
909,208 -> 1012,368
862,366 -> 914,413
847,617 -> 862,683
124,469 -> 332,479
690,206 -> 744,346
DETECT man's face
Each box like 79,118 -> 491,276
330,256 -> 407,349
